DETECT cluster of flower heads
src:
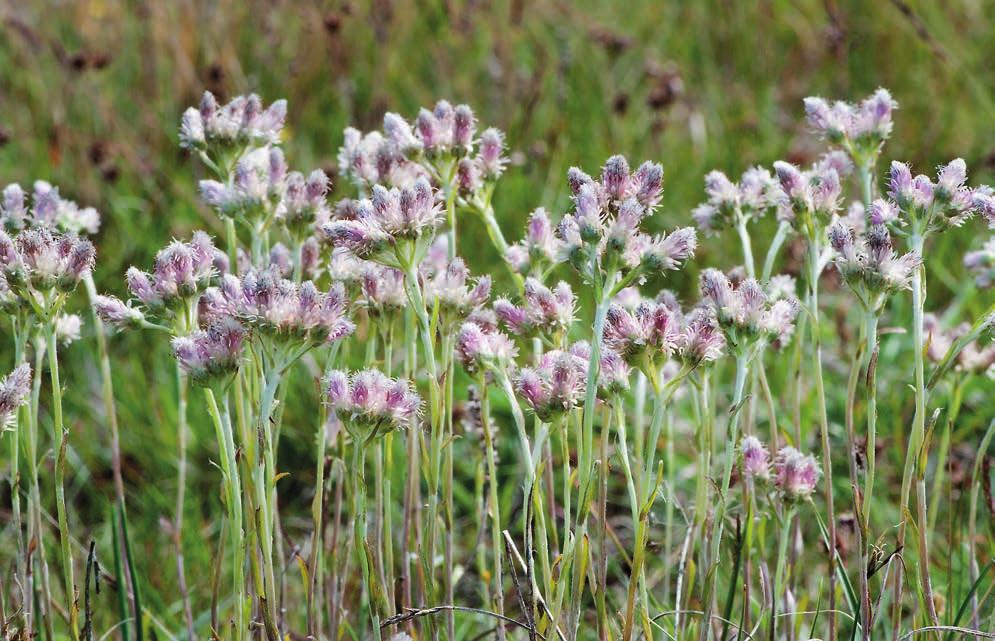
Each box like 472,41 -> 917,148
199,270 -> 355,348
513,342 -> 629,421
97,232 -> 228,328
803,88 -> 897,164
964,237 -> 995,288
883,159 -> 995,233
556,155 -> 696,281
0,363 -> 31,428
323,369 -> 421,441
358,264 -> 406,320
322,180 -> 442,264
0,227 -> 95,305
198,148 -> 287,222
772,153 -> 850,228
172,318 -> 247,388
741,437 -> 820,500
506,208 -> 563,276
455,321 -> 518,374
179,91 -> 287,157
422,255 -> 492,327
602,294 -> 682,366
2,181 -> 100,236
827,217 -> 920,310
493,278 -> 575,341
698,269 -> 800,352
692,167 -> 781,233
924,314 -> 995,378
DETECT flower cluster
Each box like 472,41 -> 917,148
99,233 -> 228,327
279,169 -> 331,239
740,435 -> 771,482
773,153 -> 849,229
422,257 -> 492,327
200,270 -> 355,348
505,208 -> 564,276
556,155 -> 694,282
827,218 -> 920,311
199,147 -> 288,224
514,341 -> 628,420
774,446 -> 821,500
0,228 -> 95,303
692,167 -> 781,233
0,363 -> 31,428
323,369 -> 421,440
803,88 -> 897,164
359,264 -> 406,321
885,159 -> 993,233
337,127 -> 428,190
698,269 -> 800,352
2,181 -> 101,235
455,321 -> 518,374
179,91 -> 287,158
493,278 -> 575,341
322,180 -> 442,265
602,296 -> 681,367
172,318 -> 247,389
676,308 -> 727,366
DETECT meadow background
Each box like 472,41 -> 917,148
1,0 -> 993,627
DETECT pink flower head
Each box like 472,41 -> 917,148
741,435 -> 771,481
455,321 -> 518,373
677,307 -> 726,366
602,298 -> 681,364
493,278 -> 574,338
0,363 -> 31,427
323,368 -> 421,440
172,318 -> 246,388
0,227 -> 95,293
774,446 -> 821,500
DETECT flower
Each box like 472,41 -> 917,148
323,369 -> 421,440
676,307 -> 726,366
1,181 -> 101,235
514,348 -> 587,421
741,435 -> 771,481
423,257 -> 491,323
698,269 -> 800,350
179,91 -> 286,152
94,294 -> 146,328
125,232 -> 226,314
360,265 -> 406,319
199,147 -> 288,222
0,227 -> 95,295
172,318 -> 246,388
692,167 -> 780,233
279,169 -> 331,238
493,278 -> 575,339
506,208 -> 563,275
322,180 -> 443,264
602,297 -> 681,365
774,446 -> 821,500
338,126 -> 427,190
827,218 -> 921,309
54,313 -> 82,345
455,321 -> 518,373
884,159 -> 993,233
201,270 -> 355,347
924,313 -> 995,377
773,156 -> 845,226
803,88 -> 897,161
964,236 -> 995,288
0,363 -> 31,428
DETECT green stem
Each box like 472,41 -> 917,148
478,375 -> 507,641
48,327 -> 79,641
352,440 -> 383,641
968,419 -> 995,633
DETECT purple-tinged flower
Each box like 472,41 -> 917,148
326,247 -> 367,284
506,208 -> 563,275
455,321 -> 518,373
828,218 -> 921,309
126,233 -> 225,314
0,228 -> 95,293
279,169 -> 331,237
54,313 -> 82,345
202,270 -> 355,346
774,446 -> 821,500
566,341 -> 631,396
456,158 -> 483,195
423,257 -> 491,322
741,435 -> 771,481
172,318 -> 246,388
677,307 -> 726,366
1,182 -> 100,235
323,369 -> 421,440
493,278 -> 575,338
322,180 -> 443,262
699,269 -> 800,349
964,237 -> 995,288
641,227 -> 697,271
383,113 -> 422,156
478,128 -> 507,179
94,294 -> 146,328
1,184 -> 29,232
0,363 -> 31,427
180,91 -> 285,152
804,89 -> 897,160
360,265 -> 406,318
453,104 -> 476,149
602,298 -> 681,364
693,167 -> 780,234
514,348 -> 587,420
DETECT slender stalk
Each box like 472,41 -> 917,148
47,327 -> 79,641
968,419 -> 995,634
174,364 -> 195,641
478,374 -> 507,641
806,233 -> 838,641
352,439 -> 383,641
770,505 -> 797,641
